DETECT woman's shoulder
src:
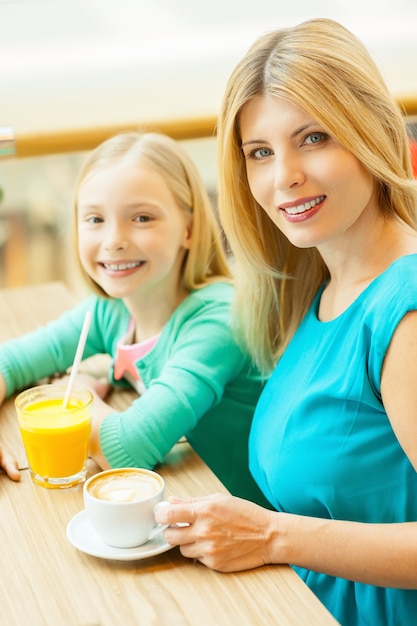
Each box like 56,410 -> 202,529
371,253 -> 417,303
386,252 -> 417,272
361,254 -> 417,341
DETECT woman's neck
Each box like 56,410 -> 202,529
318,217 -> 417,321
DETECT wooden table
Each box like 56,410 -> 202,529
0,282 -> 339,626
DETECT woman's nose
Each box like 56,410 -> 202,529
273,153 -> 305,190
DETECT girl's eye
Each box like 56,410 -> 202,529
304,132 -> 327,145
134,215 -> 151,223
85,215 -> 103,224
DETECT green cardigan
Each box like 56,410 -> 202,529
1,282 -> 270,506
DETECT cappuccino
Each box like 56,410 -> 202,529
83,467 -> 165,548
88,469 -> 162,503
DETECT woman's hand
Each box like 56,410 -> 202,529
0,444 -> 20,481
154,493 -> 279,572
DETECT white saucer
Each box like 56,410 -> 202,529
66,510 -> 174,561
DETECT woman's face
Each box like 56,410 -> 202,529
239,95 -> 378,253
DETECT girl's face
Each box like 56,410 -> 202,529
77,161 -> 192,301
239,95 -> 378,254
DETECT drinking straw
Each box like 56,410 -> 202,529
62,310 -> 92,409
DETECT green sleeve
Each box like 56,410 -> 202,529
0,296 -> 126,396
99,290 -> 252,469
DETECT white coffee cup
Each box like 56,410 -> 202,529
83,467 -> 164,548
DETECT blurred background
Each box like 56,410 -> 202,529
1,0 -> 416,295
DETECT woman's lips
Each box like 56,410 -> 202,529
280,195 -> 325,222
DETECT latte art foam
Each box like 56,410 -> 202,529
89,470 -> 161,502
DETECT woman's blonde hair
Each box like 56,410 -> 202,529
73,131 -> 231,296
217,17 -> 417,373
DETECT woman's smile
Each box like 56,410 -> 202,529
279,195 -> 326,222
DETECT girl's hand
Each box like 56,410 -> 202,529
154,493 -> 279,572
52,373 -> 114,470
51,373 -> 113,470
53,373 -> 112,400
0,444 -> 20,481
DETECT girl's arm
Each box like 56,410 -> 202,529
0,297 -> 102,398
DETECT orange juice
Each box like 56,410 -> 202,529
15,385 -> 93,488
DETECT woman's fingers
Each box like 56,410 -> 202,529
155,493 -> 278,572
155,493 -> 226,526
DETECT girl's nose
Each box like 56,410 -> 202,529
104,238 -> 129,252
103,226 -> 129,253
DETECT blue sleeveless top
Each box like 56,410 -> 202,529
250,255 -> 417,626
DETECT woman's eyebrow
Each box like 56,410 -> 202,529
241,138 -> 266,148
241,122 -> 318,148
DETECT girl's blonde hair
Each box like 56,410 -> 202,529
73,131 -> 231,296
217,17 -> 417,373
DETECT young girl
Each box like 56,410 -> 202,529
0,131 -> 269,507
154,19 -> 417,626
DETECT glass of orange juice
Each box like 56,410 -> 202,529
15,384 -> 93,489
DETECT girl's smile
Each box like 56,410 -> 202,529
99,259 -> 146,277
77,161 -> 192,303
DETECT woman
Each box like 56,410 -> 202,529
155,18 -> 417,626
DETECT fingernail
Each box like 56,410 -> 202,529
148,523 -> 170,541
153,500 -> 170,514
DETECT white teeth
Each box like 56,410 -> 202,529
284,196 -> 325,215
104,262 -> 141,271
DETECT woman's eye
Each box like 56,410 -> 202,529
245,147 -> 273,160
304,132 -> 327,145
